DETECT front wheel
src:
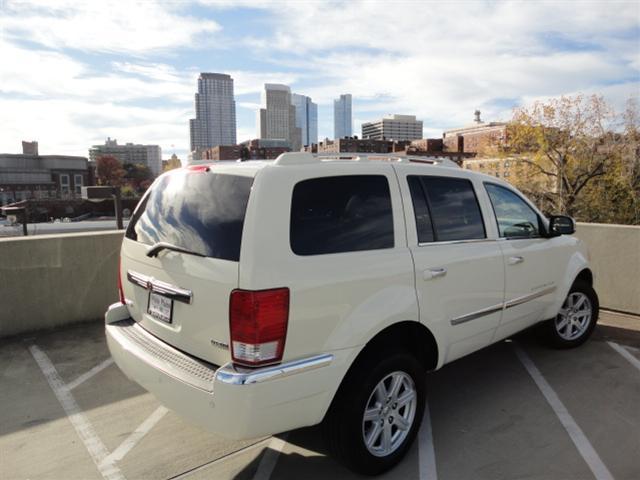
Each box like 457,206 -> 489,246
322,351 -> 426,475
543,280 -> 599,348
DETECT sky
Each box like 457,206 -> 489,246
1,0 -> 639,161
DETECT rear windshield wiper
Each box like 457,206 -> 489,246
146,242 -> 206,258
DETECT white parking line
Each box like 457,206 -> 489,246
101,406 -> 168,466
67,358 -> 114,390
514,345 -> 613,480
607,341 -> 640,372
252,434 -> 288,480
169,438 -> 273,479
29,345 -> 126,480
419,402 -> 437,480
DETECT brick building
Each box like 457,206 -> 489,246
443,111 -> 507,154
240,139 -> 290,160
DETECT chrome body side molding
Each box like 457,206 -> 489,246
127,270 -> 193,304
504,286 -> 557,309
450,285 -> 557,326
450,303 -> 503,326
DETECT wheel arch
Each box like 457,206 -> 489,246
322,320 -> 438,422
542,248 -> 594,320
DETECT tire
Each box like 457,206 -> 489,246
542,279 -> 599,349
322,349 -> 426,476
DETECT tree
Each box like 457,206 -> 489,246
163,154 -> 182,172
576,99 -> 640,224
504,94 -> 618,216
96,155 -> 125,187
123,163 -> 153,193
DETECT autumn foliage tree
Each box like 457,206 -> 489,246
96,155 -> 125,187
501,94 -> 639,224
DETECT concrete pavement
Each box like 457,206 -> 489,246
1,313 -> 639,480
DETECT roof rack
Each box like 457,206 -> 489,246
274,151 -> 459,168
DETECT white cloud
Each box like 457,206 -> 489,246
1,0 -> 638,152
1,0 -> 220,54
250,1 -> 638,138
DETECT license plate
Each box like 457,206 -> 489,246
148,292 -> 173,324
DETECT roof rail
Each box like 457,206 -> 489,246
273,152 -> 316,165
273,151 -> 460,168
316,152 -> 460,168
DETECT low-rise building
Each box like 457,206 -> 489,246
201,145 -> 244,161
318,138 -> 393,154
89,138 -> 162,177
362,114 -> 423,141
443,111 -> 507,153
240,139 -> 290,160
0,141 -> 90,205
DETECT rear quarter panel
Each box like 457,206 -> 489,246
239,163 -> 418,362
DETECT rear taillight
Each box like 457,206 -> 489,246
118,258 -> 125,304
229,288 -> 289,367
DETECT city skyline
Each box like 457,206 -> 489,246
1,1 -> 638,160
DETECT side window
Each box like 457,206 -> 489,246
409,175 -> 485,242
290,175 -> 394,255
485,183 -> 541,238
407,176 -> 435,243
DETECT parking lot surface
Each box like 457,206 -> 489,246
1,313 -> 639,480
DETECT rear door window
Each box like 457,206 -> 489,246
126,171 -> 253,261
290,175 -> 394,255
408,175 -> 486,242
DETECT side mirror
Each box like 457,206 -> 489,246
548,215 -> 575,236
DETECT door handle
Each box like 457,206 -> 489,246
508,256 -> 524,265
423,267 -> 447,280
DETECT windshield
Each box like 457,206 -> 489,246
125,170 -> 253,261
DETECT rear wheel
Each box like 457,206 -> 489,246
322,350 -> 426,475
543,280 -> 599,348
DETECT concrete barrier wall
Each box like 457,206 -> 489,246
0,224 -> 637,338
0,231 -> 124,337
576,223 -> 640,315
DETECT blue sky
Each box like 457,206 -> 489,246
1,0 -> 639,161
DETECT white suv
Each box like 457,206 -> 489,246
105,152 -> 598,475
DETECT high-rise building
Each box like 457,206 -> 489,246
258,84 -> 301,151
189,73 -> 237,153
361,114 -> 423,141
292,94 -> 318,147
89,138 -> 162,177
334,94 -> 352,139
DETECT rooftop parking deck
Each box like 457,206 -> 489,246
1,311 -> 639,480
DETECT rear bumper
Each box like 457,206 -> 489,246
105,303 -> 347,439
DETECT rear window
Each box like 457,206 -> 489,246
290,175 -> 394,256
125,171 -> 253,261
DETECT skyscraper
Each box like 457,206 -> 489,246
292,93 -> 318,147
189,73 -> 236,153
258,84 -> 301,151
334,94 -> 352,140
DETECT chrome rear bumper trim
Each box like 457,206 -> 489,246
215,354 -> 334,386
107,318 -> 333,389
